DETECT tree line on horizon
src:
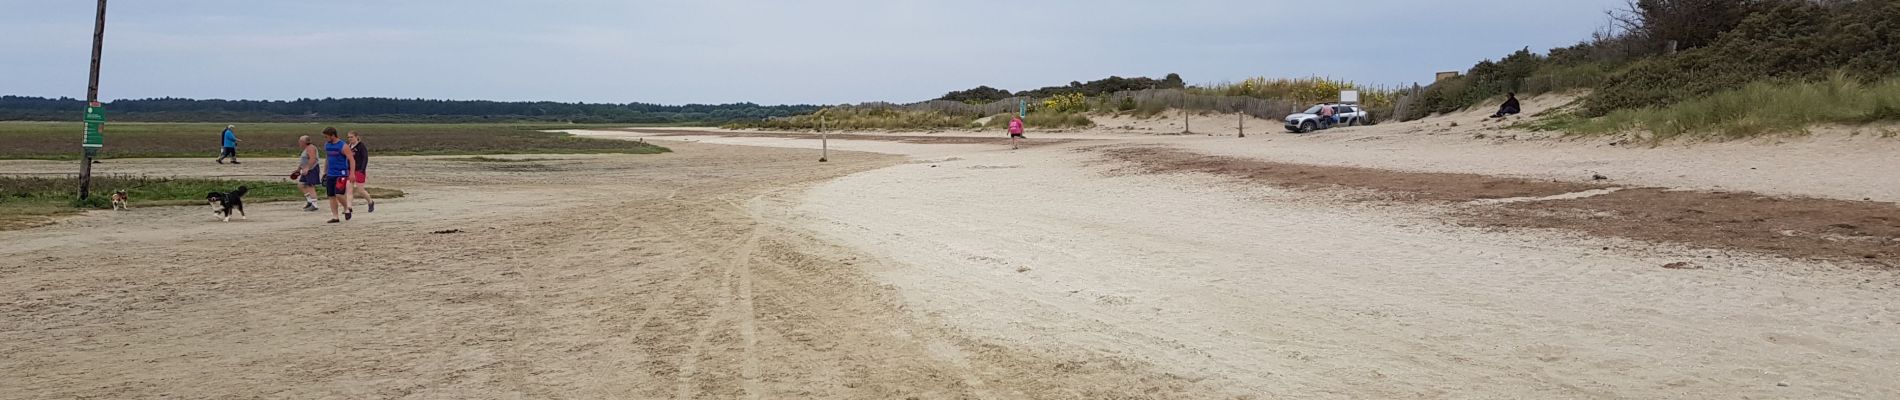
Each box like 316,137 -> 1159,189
0,95 -> 822,124
935,74 -> 1188,104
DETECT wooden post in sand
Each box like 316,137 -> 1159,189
819,115 -> 828,162
1182,108 -> 1190,134
1237,112 -> 1245,138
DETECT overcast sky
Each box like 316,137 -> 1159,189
1,0 -> 1623,105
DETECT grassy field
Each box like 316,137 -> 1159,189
0,122 -> 670,160
724,107 -> 1098,131
442,156 -> 540,163
0,175 -> 403,230
724,108 -> 979,131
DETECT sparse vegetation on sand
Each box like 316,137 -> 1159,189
0,122 -> 669,160
984,112 -> 1094,129
1526,74 -> 1900,141
0,175 -> 403,230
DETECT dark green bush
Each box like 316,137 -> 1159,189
1404,0 -> 1900,121
1580,0 -> 1900,116
938,86 -> 1014,103
933,75 -> 1186,103
1621,0 -> 1755,50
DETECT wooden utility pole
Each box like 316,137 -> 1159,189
78,0 -> 108,200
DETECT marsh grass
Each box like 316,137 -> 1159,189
0,122 -> 668,160
444,156 -> 536,163
724,108 -> 976,131
1546,74 -> 1900,141
727,107 -> 1095,131
0,175 -> 403,230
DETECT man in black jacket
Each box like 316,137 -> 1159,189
1492,92 -> 1522,118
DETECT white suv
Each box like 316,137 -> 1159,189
1284,104 -> 1369,133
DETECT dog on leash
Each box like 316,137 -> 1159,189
206,186 -> 249,222
110,190 -> 129,210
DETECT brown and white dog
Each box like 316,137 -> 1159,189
110,190 -> 129,210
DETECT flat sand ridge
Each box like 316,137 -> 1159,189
1097,145 -> 1899,267
4,124 -> 1899,398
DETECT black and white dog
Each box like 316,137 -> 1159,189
206,185 -> 248,222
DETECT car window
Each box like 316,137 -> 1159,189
1303,106 -> 1323,114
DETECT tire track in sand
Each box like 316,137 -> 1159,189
725,198 -> 766,400
671,196 -> 767,400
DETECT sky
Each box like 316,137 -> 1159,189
1,0 -> 1625,105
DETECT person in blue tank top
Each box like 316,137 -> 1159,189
320,127 -> 357,223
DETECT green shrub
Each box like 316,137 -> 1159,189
68,195 -> 112,209
1621,0 -> 1756,51
1521,63 -> 1612,95
1403,76 -> 1470,120
1581,0 -> 1900,116
1042,93 -> 1092,113
1193,77 -> 1398,109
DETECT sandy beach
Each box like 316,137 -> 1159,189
4,111 -> 1898,398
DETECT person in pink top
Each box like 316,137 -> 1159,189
1007,116 -> 1026,149
1317,103 -> 1337,128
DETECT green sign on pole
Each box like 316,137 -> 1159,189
82,105 -> 104,156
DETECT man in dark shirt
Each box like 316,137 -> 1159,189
1492,92 -> 1522,118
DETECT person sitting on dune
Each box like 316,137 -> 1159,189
1491,92 -> 1522,118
